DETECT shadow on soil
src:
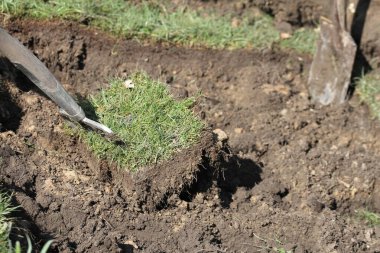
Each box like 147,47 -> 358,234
0,57 -> 35,132
217,156 -> 262,208
0,57 -> 35,92
0,85 -> 23,132
0,83 -> 23,132
179,154 -> 262,208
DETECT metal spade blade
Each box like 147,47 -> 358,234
308,0 -> 357,105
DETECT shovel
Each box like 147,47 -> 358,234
307,0 -> 357,105
0,28 -> 113,135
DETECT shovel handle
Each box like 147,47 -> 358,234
0,28 -> 85,121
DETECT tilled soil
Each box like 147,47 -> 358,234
0,18 -> 380,253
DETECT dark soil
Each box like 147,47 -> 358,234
0,16 -> 380,253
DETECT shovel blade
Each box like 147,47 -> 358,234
308,14 -> 357,105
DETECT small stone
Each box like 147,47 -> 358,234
214,111 -> 224,117
26,125 -> 36,133
213,129 -> 228,142
348,2 -> 355,13
23,95 -> 39,106
254,141 -> 267,153
195,193 -> 205,204
365,229 -> 374,241
234,128 -> 244,134
124,79 -> 134,88
280,109 -> 288,116
250,195 -> 260,204
178,201 -> 189,210
351,187 -> 358,198
280,32 -> 292,39
293,90 -> 305,99
231,18 -> 241,28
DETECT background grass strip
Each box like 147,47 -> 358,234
0,0 -> 316,53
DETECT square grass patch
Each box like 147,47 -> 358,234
77,73 -> 204,172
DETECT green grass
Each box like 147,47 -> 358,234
75,72 -> 204,171
279,27 -> 318,54
356,209 -> 380,227
0,192 -> 15,253
0,0 -> 316,53
357,74 -> 380,119
0,192 -> 53,253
